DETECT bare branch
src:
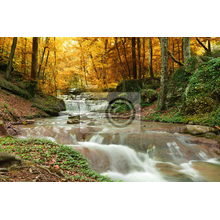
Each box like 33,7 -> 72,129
168,51 -> 184,66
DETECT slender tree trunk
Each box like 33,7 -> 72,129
24,38 -> 27,74
90,53 -> 100,80
137,37 -> 141,78
38,37 -> 49,78
208,38 -> 211,55
102,39 -> 108,91
53,37 -> 57,96
183,37 -> 190,63
158,37 -> 169,111
142,37 -> 146,79
79,41 -> 88,86
148,38 -> 154,77
31,37 -> 38,80
42,49 -> 50,83
132,37 -> 137,79
5,37 -> 17,80
122,37 -> 131,79
30,37 -> 38,96
115,37 -> 126,91
178,40 -> 181,62
172,41 -> 174,74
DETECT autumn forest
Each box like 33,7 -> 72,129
1,36 -> 220,184
1,37 -> 218,95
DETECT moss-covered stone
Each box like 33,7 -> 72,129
183,96 -> 217,115
141,89 -> 158,104
185,125 -> 218,135
116,79 -> 143,92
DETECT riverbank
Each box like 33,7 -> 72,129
0,71 -> 66,135
0,136 -> 113,182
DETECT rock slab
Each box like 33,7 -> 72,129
185,125 -> 219,135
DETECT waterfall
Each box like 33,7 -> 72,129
64,99 -> 109,114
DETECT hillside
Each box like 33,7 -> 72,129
0,70 -> 65,125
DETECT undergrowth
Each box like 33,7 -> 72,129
0,137 -> 113,182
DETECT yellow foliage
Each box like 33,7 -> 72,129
0,37 -> 220,95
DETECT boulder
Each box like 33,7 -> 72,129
56,99 -> 66,111
0,152 -> 24,167
67,119 -> 80,124
116,79 -> 143,92
68,115 -> 80,120
141,89 -> 158,104
185,125 -> 219,135
0,120 -> 8,136
183,96 -> 217,115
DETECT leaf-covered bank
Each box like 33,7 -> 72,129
0,137 -> 113,182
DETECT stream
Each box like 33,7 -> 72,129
14,97 -> 220,182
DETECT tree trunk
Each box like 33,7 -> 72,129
132,37 -> 137,79
79,41 -> 88,86
38,37 -> 49,78
30,37 -> 38,96
142,37 -> 146,78
137,37 -> 141,78
158,37 -> 169,111
115,37 -> 126,91
53,37 -> 57,96
122,37 -> 131,79
148,38 -> 154,77
42,49 -> 50,83
5,37 -> 17,80
183,37 -> 190,63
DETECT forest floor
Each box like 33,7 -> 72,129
0,87 -> 47,121
0,137 -> 112,182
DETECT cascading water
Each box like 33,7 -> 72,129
63,98 -> 109,115
14,97 -> 220,182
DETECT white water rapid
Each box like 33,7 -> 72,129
64,99 -> 109,114
14,97 -> 220,182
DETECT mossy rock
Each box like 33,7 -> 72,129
184,125 -> 218,135
185,56 -> 203,74
183,96 -> 217,115
167,67 -> 191,106
141,89 -> 158,104
116,79 -> 143,92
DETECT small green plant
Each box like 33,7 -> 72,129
3,102 -> 8,108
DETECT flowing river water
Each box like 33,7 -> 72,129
14,97 -> 220,182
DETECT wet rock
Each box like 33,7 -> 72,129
56,98 -> 66,111
185,125 -> 219,135
141,89 -> 158,104
5,123 -> 21,136
67,119 -> 80,124
74,147 -> 111,173
68,114 -> 80,120
0,120 -> 8,136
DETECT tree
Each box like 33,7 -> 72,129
1,37 -> 220,96
5,37 -> 17,80
158,37 -> 169,111
30,37 -> 38,96
183,37 -> 190,62
132,37 -> 137,79
148,38 -> 154,77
